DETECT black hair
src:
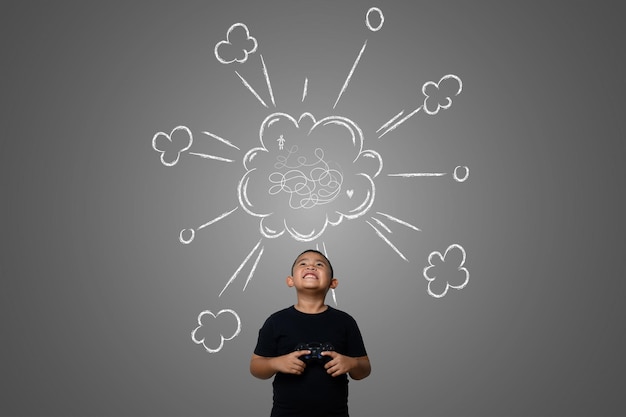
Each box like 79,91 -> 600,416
291,249 -> 334,278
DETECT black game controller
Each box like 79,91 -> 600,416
295,342 -> 334,364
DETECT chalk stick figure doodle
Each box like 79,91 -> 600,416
277,134 -> 285,150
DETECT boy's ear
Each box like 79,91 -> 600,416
286,276 -> 295,287
329,277 -> 338,289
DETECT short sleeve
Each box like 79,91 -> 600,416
345,314 -> 367,358
253,316 -> 279,357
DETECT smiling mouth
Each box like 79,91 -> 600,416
303,273 -> 318,279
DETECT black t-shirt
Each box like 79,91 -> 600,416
254,306 -> 367,417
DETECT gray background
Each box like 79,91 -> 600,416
2,1 -> 625,416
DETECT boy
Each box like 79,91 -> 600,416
250,249 -> 371,417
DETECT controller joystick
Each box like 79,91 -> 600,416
295,342 -> 334,364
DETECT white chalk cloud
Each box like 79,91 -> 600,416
238,112 -> 382,242
214,23 -> 258,64
423,244 -> 469,298
152,126 -> 193,167
191,309 -> 241,353
422,74 -> 463,115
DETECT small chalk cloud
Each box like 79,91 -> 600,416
238,112 -> 382,242
422,74 -> 463,115
215,23 -> 258,64
191,309 -> 241,353
152,126 -> 193,167
423,244 -> 469,298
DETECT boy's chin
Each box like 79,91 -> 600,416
297,284 -> 328,292
299,283 -> 321,289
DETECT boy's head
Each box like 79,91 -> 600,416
287,249 -> 337,292
291,249 -> 334,278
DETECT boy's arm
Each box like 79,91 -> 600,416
250,351 -> 310,380
322,352 -> 371,380
348,355 -> 371,380
250,354 -> 278,379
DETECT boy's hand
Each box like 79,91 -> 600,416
272,350 -> 310,375
322,351 -> 357,377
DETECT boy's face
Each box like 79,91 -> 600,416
287,251 -> 337,292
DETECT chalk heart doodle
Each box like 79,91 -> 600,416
423,244 -> 469,298
238,112 -> 382,242
191,309 -> 242,353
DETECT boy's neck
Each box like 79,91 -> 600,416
293,297 -> 328,314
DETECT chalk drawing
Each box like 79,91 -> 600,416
179,207 -> 238,245
366,220 -> 409,262
332,7 -> 384,108
388,172 -> 447,178
453,165 -> 470,182
191,309 -> 242,353
153,127 -> 241,167
423,74 -> 463,115
333,40 -> 367,109
316,242 -> 337,306
219,239 -> 264,297
260,54 -> 276,107
237,112 -> 382,243
202,131 -> 241,151
152,126 -> 193,167
377,74 -> 463,138
364,211 -> 421,261
276,135 -> 286,150
387,165 -> 469,183
214,23 -> 257,64
235,70 -> 269,108
153,7 -> 472,354
376,211 -> 421,232
387,165 -> 470,182
268,147 -> 344,210
366,7 -> 384,32
302,77 -> 309,102
215,23 -> 275,109
423,244 -> 469,298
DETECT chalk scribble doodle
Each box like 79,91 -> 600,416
150,7 -> 471,352
268,146 -> 344,210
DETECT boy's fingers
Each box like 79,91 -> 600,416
325,364 -> 343,376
